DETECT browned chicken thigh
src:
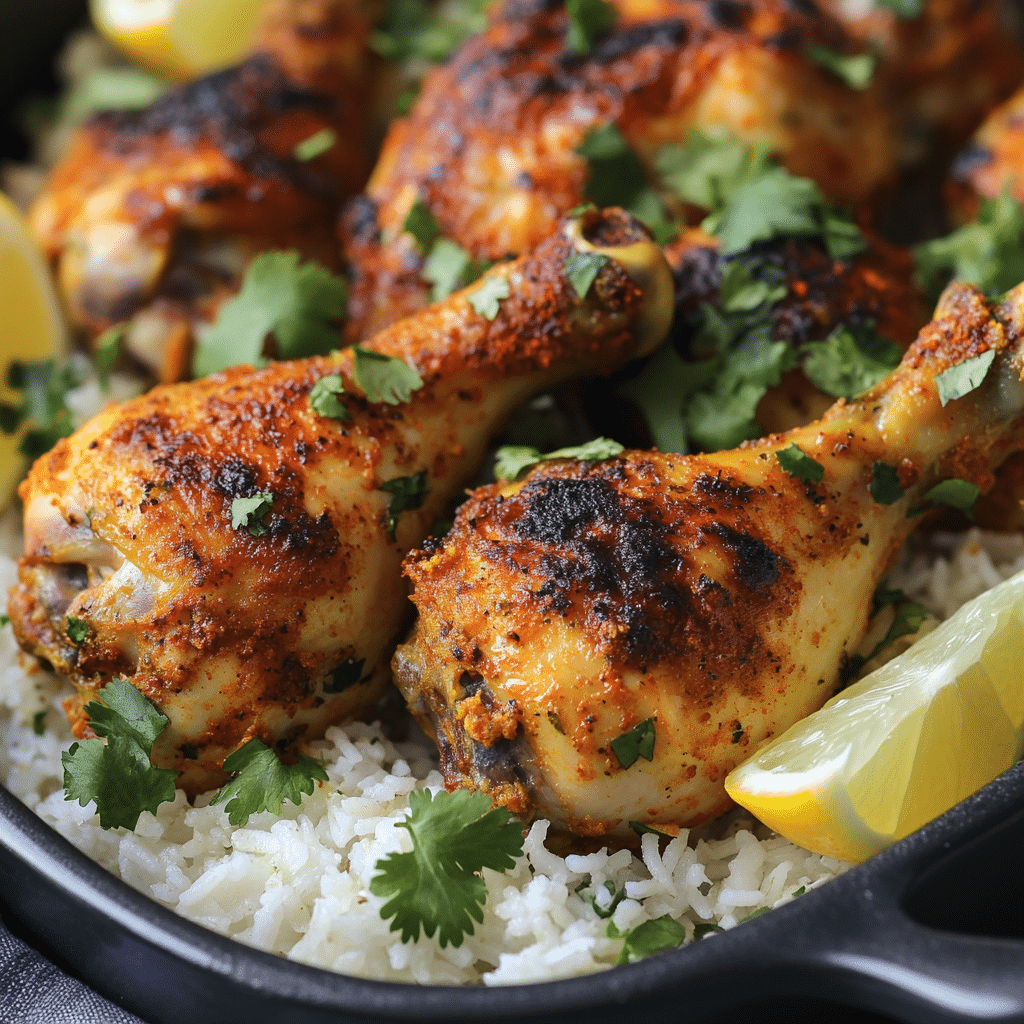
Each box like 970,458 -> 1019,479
342,0 -> 897,340
394,280 -> 1024,839
29,0 -> 381,382
9,209 -> 673,795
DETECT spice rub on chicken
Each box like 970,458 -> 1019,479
394,280 -> 1024,838
342,0 -> 897,339
9,208 -> 674,796
29,0 -> 380,383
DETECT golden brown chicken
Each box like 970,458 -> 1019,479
29,0 -> 381,383
9,209 -> 673,796
342,0 -> 897,340
394,279 -> 1024,839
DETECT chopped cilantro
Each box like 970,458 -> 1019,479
293,127 -> 337,162
935,349 -> 996,407
493,437 -> 624,481
230,493 -> 274,537
740,906 -> 771,922
620,341 -> 699,454
777,443 -> 825,485
57,66 -> 166,123
582,879 -> 626,919
692,922 -> 721,939
32,710 -> 46,736
801,324 -> 902,400
352,348 -> 423,404
822,208 -> 868,261
380,471 -> 429,539
210,738 -> 328,827
94,324 -> 126,391
421,238 -> 490,301
610,915 -> 687,964
403,198 -> 442,255
193,251 -> 345,376
915,191 -> 1024,301
62,678 -> 177,831
611,717 -> 656,770
67,616 -> 91,646
0,613 -> 9,627
910,478 -> 981,518
565,0 -> 617,53
323,658 -> 368,694
0,360 -> 80,458
841,591 -> 929,683
876,0 -> 922,17
371,0 -> 488,64
309,374 -> 350,420
791,885 -> 807,897
804,44 -> 878,90
628,821 -> 675,838
870,461 -> 905,505
467,276 -> 511,319
564,250 -> 610,300
370,788 -> 524,948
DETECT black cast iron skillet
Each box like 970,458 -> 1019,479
2,2 -> 1024,1020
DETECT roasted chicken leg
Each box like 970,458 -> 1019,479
394,280 -> 1024,838
9,208 -> 673,795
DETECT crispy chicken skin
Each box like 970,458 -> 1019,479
9,209 -> 673,796
394,280 -> 1024,838
342,0 -> 897,340
29,0 -> 380,383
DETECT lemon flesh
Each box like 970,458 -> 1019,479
0,194 -> 67,509
91,0 -> 263,81
725,570 -> 1024,863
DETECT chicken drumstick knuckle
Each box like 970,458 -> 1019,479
9,209 -> 673,796
394,281 -> 1024,839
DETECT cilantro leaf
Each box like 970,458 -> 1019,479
564,250 -> 610,300
581,879 -> 626,920
693,922 -> 722,940
841,591 -> 929,683
1,360 -> 80,458
403,198 -> 441,254
915,191 -> 1024,301
371,0 -> 488,64
777,443 -> 825,484
370,788 -> 524,948
611,915 -> 687,965
876,0 -> 923,17
467,276 -> 510,319
210,738 -> 328,827
32,710 -> 46,736
493,437 -> 624,480
620,341 -> 704,454
822,208 -> 868,261
935,349 -> 996,407
870,461 -> 905,505
611,718 -> 656,770
62,677 -> 177,830
801,324 -> 902,400
421,238 -> 490,301
57,66 -> 166,123
94,324 -> 126,391
565,0 -> 617,53
193,252 -> 345,376
309,374 -> 350,420
910,478 -> 981,518
293,127 -> 337,162
231,493 -> 273,537
804,44 -> 878,90
380,471 -> 429,539
352,348 -> 423,404
67,616 -> 91,646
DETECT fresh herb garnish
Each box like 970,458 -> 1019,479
841,585 -> 929,683
493,437 -> 624,481
421,238 -> 491,301
62,678 -> 177,831
565,0 -> 617,53
804,44 -> 878,90
0,614 -> 9,627
94,324 -> 126,391
910,478 -> 981,518
0,360 -> 80,458
564,250 -> 610,300
740,906 -> 771,923
293,127 -> 337,162
66,616 -> 91,646
935,349 -> 996,407
777,443 -> 825,485
32,710 -> 46,736
370,788 -> 524,948
57,66 -> 166,123
210,738 -> 328,827
352,348 -> 423,404
611,717 -> 656,770
193,251 -> 346,376
371,0 -> 488,64
608,915 -> 687,964
692,922 -> 721,939
403,198 -> 442,254
870,461 -> 905,505
230,493 -> 274,537
655,129 -> 772,211
582,879 -> 626,919
309,374 -> 350,420
322,658 -> 368,694
380,471 -> 429,539
876,0 -> 923,17
801,324 -> 902,400
467,276 -> 511,319
791,885 -> 807,897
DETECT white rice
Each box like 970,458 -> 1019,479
1,509 -> 1022,984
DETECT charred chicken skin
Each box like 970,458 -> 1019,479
29,0 -> 380,382
394,280 -> 1024,838
342,0 -> 897,340
9,209 -> 673,796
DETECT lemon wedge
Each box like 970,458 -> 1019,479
0,193 -> 67,509
90,0 -> 263,81
725,570 -> 1024,863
